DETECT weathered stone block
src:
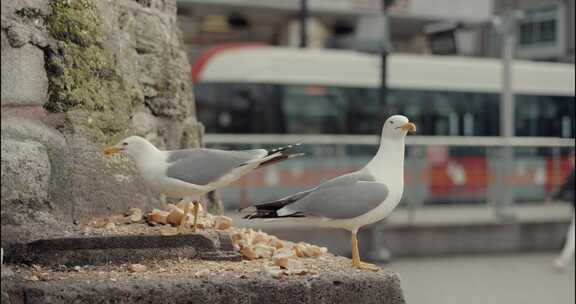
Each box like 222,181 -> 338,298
60,112 -> 160,221
1,117 -> 69,216
0,31 -> 48,107
1,118 -> 73,244
0,0 -> 50,17
1,266 -> 18,304
128,9 -> 172,54
131,0 -> 177,14
131,109 -> 161,143
0,139 -> 51,205
181,116 -> 204,148
0,117 -> 160,244
0,137 -> 66,244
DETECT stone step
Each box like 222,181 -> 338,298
4,232 -> 242,266
1,267 -> 405,304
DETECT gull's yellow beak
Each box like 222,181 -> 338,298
103,146 -> 122,156
401,122 -> 417,133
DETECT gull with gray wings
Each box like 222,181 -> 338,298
243,115 -> 416,271
104,136 -> 302,233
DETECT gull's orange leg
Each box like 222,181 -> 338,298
191,200 -> 200,233
176,202 -> 191,234
351,231 -> 380,271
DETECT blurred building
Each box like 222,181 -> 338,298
176,0 -> 494,58
176,0 -> 575,62
484,0 -> 575,62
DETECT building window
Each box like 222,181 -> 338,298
519,7 -> 558,46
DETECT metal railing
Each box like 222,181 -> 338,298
205,134 -> 575,147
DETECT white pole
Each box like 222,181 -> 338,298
501,11 -> 516,138
494,10 -> 523,221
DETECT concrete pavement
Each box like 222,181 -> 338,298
386,253 -> 575,304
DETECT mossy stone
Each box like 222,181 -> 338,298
43,0 -> 135,145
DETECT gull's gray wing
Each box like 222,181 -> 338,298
279,181 -> 389,219
316,170 -> 376,189
266,170 -> 375,204
165,148 -> 265,185
276,170 -> 387,219
245,170 -> 386,220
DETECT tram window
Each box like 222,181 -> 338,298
427,91 -> 458,135
516,95 -> 575,137
553,96 -> 575,138
343,87 -> 380,134
463,112 -> 475,136
195,84 -> 223,132
561,116 -> 572,138
195,83 -> 283,133
451,92 -> 500,136
281,85 -> 347,134
387,90 -> 499,136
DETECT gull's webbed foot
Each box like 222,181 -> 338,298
352,260 -> 380,272
351,231 -> 380,271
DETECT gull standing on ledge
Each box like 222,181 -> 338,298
104,136 -> 302,233
242,115 -> 416,271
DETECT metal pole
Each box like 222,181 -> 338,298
380,0 -> 392,114
495,11 -> 520,222
299,0 -> 308,48
380,50 -> 388,111
501,12 -> 515,139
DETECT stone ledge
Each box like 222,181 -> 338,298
0,106 -> 66,129
2,269 -> 405,304
5,232 -> 242,266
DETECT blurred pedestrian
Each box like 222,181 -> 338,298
552,163 -> 575,271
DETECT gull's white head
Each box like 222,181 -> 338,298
381,115 -> 416,139
103,136 -> 157,158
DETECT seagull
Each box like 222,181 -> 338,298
242,115 -> 416,271
104,136 -> 302,233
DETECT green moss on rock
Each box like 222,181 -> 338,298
43,0 -> 135,144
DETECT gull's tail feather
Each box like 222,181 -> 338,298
266,143 -> 302,156
239,202 -> 293,219
239,189 -> 311,219
257,144 -> 303,169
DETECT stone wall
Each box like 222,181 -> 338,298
1,0 -> 203,244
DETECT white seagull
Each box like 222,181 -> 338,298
104,136 -> 302,233
243,115 -> 416,271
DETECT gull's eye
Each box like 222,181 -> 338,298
122,142 -> 128,146
389,121 -> 394,124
